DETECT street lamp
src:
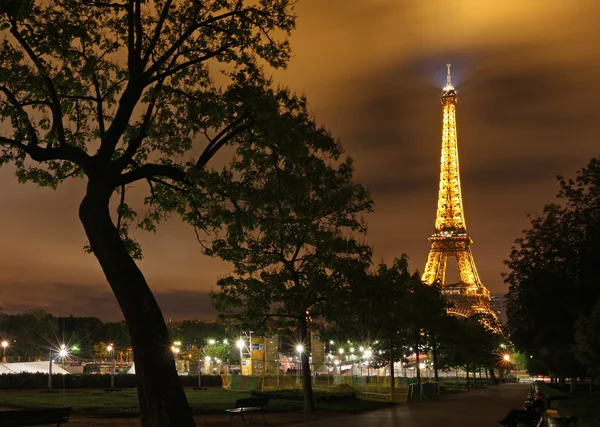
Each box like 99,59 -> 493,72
107,344 -> 115,389
1,341 -> 8,363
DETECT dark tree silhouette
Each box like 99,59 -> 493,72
0,1 -> 295,425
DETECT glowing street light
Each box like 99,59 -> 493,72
503,354 -> 510,362
58,347 -> 68,358
236,339 -> 244,349
107,344 -> 115,389
1,340 -> 8,363
208,339 -> 216,345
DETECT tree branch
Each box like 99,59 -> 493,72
116,162 -> 186,187
147,42 -> 237,84
9,19 -> 67,146
142,0 -> 173,67
80,44 -> 106,139
127,1 -> 136,70
0,135 -> 91,169
196,119 -> 249,169
0,85 -> 39,146
113,77 -> 165,172
145,9 -> 243,78
134,0 -> 143,57
116,184 -> 126,230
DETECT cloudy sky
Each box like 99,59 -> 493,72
1,0 -> 599,320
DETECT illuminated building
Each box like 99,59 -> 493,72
422,65 -> 498,322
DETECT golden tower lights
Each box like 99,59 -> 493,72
422,65 -> 497,320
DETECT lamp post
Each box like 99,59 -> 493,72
107,344 -> 115,389
58,345 -> 68,393
364,349 -> 372,379
296,345 -> 303,382
1,341 -> 8,363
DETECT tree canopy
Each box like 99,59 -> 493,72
209,108 -> 373,411
505,157 -> 600,380
0,1 -> 299,425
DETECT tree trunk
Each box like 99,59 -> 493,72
79,187 -> 194,427
298,316 -> 315,413
465,363 -> 470,389
431,334 -> 439,383
388,338 -> 395,391
415,336 -> 421,386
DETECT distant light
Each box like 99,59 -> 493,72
359,346 -> 364,352
174,341 -> 181,346
296,345 -> 304,353
236,339 -> 244,349
350,347 -> 354,353
106,344 -> 113,352
364,350 -> 372,359
223,339 -> 228,344
173,348 -> 180,354
338,349 -> 344,354
59,349 -> 68,358
208,339 -> 216,345
329,340 -> 334,345
419,363 -> 426,370
204,356 -> 211,362
503,354 -> 510,362
1,341 -> 7,349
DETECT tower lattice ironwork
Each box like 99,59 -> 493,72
422,65 -> 496,320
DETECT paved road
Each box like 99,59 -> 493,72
295,383 -> 531,427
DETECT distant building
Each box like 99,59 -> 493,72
490,295 -> 506,324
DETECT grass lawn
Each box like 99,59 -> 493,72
0,388 -> 394,418
538,383 -> 600,427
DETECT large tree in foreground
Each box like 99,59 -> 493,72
505,158 -> 600,381
0,1 -> 295,426
209,119 -> 373,412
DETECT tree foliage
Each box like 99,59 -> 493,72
209,111 -> 373,412
504,157 -> 600,379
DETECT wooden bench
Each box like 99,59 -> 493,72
0,407 -> 71,427
225,397 -> 269,426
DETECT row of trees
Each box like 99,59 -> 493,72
0,310 -> 227,362
505,158 -> 600,383
212,250 -> 503,411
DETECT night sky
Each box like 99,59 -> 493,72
1,1 -> 599,321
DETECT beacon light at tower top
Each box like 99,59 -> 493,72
442,63 -> 455,93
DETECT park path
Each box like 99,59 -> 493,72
289,382 -> 531,427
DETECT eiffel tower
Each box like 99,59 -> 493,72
422,65 -> 496,320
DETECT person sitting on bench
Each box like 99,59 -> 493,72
499,392 -> 545,427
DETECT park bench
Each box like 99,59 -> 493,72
0,407 -> 71,427
225,397 -> 270,426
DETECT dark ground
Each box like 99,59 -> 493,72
286,382 -> 531,427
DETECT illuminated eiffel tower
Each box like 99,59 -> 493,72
422,65 -> 496,320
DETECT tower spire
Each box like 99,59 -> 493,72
443,63 -> 455,93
